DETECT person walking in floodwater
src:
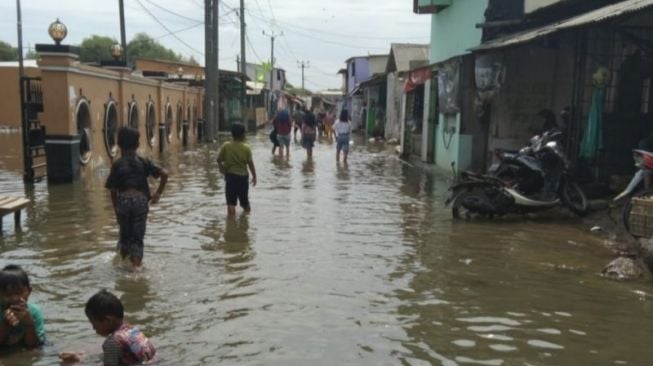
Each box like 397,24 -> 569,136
334,110 -> 352,164
217,123 -> 257,216
301,111 -> 317,158
292,105 -> 305,142
105,127 -> 168,268
273,109 -> 292,157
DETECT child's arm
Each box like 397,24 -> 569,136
11,301 -> 41,347
0,313 -> 11,343
216,146 -> 226,175
151,168 -> 168,204
248,160 -> 257,187
110,189 -> 118,212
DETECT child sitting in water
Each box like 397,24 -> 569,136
0,264 -> 46,349
59,289 -> 156,365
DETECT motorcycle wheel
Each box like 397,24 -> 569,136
622,189 -> 653,236
561,181 -> 589,217
451,188 -> 492,220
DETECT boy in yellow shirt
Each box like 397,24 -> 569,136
217,124 -> 257,216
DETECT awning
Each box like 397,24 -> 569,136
472,0 -> 653,52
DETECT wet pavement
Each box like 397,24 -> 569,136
0,131 -> 652,365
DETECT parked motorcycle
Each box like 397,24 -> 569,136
614,149 -> 653,235
447,129 -> 589,219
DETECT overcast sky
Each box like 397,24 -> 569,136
0,0 -> 430,90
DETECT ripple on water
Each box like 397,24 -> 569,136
527,339 -> 565,350
452,339 -> 476,348
489,344 -> 518,352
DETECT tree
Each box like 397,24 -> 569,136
186,55 -> 199,66
0,40 -> 18,61
127,33 -> 181,63
79,35 -> 117,63
25,49 -> 39,60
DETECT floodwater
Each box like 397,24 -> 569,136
0,131 -> 652,365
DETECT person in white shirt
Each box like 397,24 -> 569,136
333,110 -> 352,163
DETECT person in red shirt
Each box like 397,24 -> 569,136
273,109 -> 292,157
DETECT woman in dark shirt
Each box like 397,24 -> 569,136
105,127 -> 168,267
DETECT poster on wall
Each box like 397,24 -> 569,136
437,59 -> 461,114
475,53 -> 505,104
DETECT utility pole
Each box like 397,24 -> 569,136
263,30 -> 281,118
204,0 -> 219,139
297,60 -> 310,91
239,0 -> 247,128
16,0 -> 30,182
119,0 -> 128,63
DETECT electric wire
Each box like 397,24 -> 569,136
135,0 -> 205,56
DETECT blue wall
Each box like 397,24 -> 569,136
346,57 -> 371,94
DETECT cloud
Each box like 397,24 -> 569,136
0,0 -> 430,89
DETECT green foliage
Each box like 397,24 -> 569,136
25,49 -> 39,60
79,35 -> 117,63
0,40 -> 18,61
127,33 -> 181,63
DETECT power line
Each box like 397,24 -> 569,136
135,0 -> 204,56
246,10 -> 387,50
144,0 -> 201,23
246,7 -> 428,42
154,22 -> 203,40
246,34 -> 263,63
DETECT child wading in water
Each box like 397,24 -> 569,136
217,123 -> 257,216
105,127 -> 168,267
334,110 -> 352,164
59,289 -> 156,365
0,265 -> 46,349
301,111 -> 317,158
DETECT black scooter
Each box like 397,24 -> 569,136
446,130 -> 588,219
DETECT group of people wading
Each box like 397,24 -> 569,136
270,107 -> 352,163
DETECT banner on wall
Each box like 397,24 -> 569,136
437,58 -> 461,114
404,66 -> 432,93
475,53 -> 505,104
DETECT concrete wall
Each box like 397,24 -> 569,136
385,72 -> 404,141
487,43 -> 574,157
430,0 -> 487,64
35,53 -> 203,174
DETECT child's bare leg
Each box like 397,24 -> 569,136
131,256 -> 142,267
227,205 -> 237,216
344,151 -> 348,164
336,149 -> 340,162
244,205 -> 251,214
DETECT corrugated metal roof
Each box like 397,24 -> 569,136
473,0 -> 653,52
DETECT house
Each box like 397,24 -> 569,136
473,0 -> 653,189
412,0 -> 487,173
340,54 -> 389,130
384,43 -> 430,148
414,0 -> 653,191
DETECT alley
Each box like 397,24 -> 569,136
0,133 -> 652,365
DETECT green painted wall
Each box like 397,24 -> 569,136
430,0 -> 487,64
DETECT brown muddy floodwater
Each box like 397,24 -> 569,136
0,131 -> 652,366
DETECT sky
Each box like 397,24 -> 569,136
0,0 -> 431,91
